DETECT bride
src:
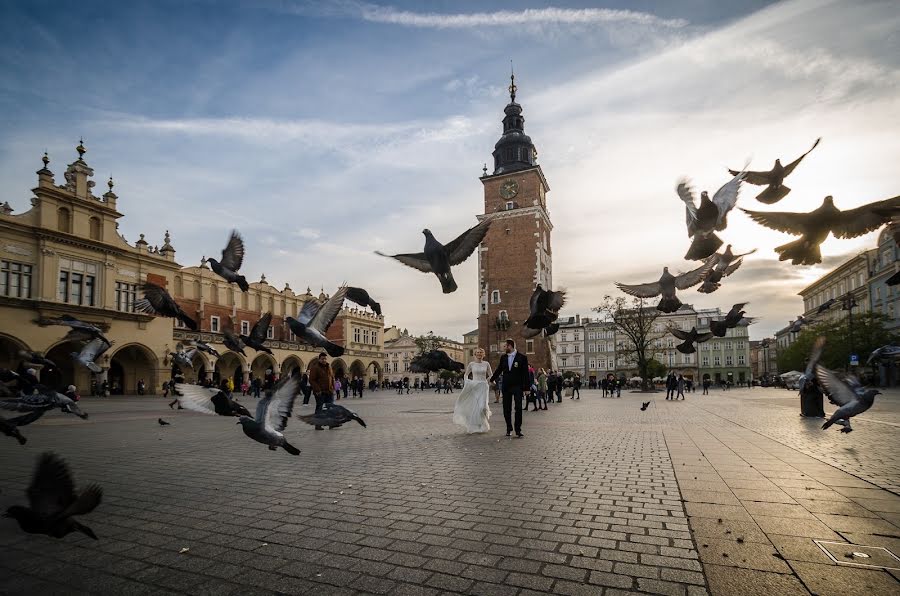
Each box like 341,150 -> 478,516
453,348 -> 492,433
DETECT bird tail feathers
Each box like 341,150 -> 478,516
775,238 -> 821,265
697,280 -> 719,294
282,441 -> 301,455
325,343 -> 345,358
439,272 -> 458,294
657,296 -> 682,313
756,184 -> 790,204
821,418 -> 835,431
684,234 -> 723,261
236,276 -> 249,292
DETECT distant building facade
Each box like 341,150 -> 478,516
697,308 -> 751,384
586,319 -> 617,384
555,315 -> 585,375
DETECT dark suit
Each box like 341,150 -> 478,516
490,351 -> 529,434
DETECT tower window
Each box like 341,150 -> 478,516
505,201 -> 514,210
491,290 -> 500,304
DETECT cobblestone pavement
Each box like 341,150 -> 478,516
0,388 -> 897,596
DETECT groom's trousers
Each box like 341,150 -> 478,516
502,386 -> 524,433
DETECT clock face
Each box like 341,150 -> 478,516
499,179 -> 519,199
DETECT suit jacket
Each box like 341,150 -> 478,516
491,352 -> 529,390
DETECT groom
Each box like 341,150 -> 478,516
490,338 -> 528,438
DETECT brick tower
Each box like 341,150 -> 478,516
477,73 -> 554,369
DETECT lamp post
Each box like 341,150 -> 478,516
842,294 -> 858,370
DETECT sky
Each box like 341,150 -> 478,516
1,0 -> 898,340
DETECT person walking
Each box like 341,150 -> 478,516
665,373 -> 676,400
537,368 -> 548,411
357,377 -> 365,399
556,374 -> 564,402
137,379 -> 145,395
702,377 -> 710,395
489,339 -> 528,438
334,377 -> 342,401
572,375 -> 582,400
676,374 -> 686,400
309,352 -> 336,430
300,373 -> 312,405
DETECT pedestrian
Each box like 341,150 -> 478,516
572,374 -> 582,400
800,377 -> 826,418
309,352 -> 336,430
342,377 -> 349,400
556,374 -> 564,402
601,377 -> 608,398
334,377 -> 342,400
676,374 -> 686,400
101,379 -> 109,397
300,373 -> 312,405
64,384 -> 80,402
665,373 -> 676,400
162,379 -> 170,398
702,377 -> 710,395
241,380 -> 248,396
137,379 -> 145,395
537,368 -> 548,410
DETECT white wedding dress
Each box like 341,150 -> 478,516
453,361 -> 492,433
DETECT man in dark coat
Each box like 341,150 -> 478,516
489,339 -> 529,438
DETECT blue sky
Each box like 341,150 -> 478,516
1,0 -> 898,340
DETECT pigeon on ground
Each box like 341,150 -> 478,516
46,315 -> 110,345
346,287 -> 382,316
671,327 -> 714,354
817,365 -> 879,433
298,403 -> 367,429
709,303 -> 750,337
524,285 -> 566,331
185,340 -> 220,358
18,350 -> 56,370
4,452 -> 102,540
206,230 -> 249,292
71,337 -> 111,373
729,138 -> 821,204
410,350 -> 465,373
222,329 -> 247,356
677,170 -> 745,260
158,418 -> 170,426
640,401 -> 650,411
286,287 -> 348,358
798,336 -> 826,393
0,388 -> 88,420
134,282 -> 197,330
376,218 -> 492,293
741,195 -> 900,265
242,313 -> 273,355
867,345 -> 900,365
237,378 -> 300,455
616,257 -> 716,313
174,384 -> 252,417
698,246 -> 757,293
1,412 -> 42,445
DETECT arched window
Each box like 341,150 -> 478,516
209,283 -> 218,304
491,290 -> 500,304
89,216 -> 101,240
57,207 -> 71,233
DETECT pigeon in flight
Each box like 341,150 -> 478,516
4,452 -> 102,540
867,344 -> 900,365
1,412 -> 42,445
410,350 -> 465,373
174,384 -> 252,417
0,388 -> 88,420
346,287 -> 382,316
286,287 -> 348,358
376,218 -> 492,293
885,270 -> 899,287
698,246 -> 756,294
798,336 -> 826,393
616,257 -> 716,313
18,350 -> 56,370
524,285 -> 566,331
789,316 -> 807,334
298,403 -> 367,429
677,170 -> 745,260
134,282 -> 197,330
158,418 -> 170,426
237,378 -> 301,455
671,327 -> 714,354
71,337 -> 111,373
729,138 -> 821,204
816,297 -> 840,314
206,230 -> 249,292
817,366 -> 879,433
741,195 -> 900,265
709,303 -> 750,337
47,315 -> 110,345
222,329 -> 247,356
185,339 -> 220,358
242,313 -> 273,355
640,401 -> 650,411
522,322 -> 560,339
171,348 -> 196,372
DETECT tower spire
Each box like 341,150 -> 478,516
509,61 -> 517,103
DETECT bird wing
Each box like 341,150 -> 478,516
739,208 -> 811,235
345,287 -> 371,309
615,281 -> 661,298
223,329 -> 245,351
27,453 -> 76,517
260,378 -> 298,433
545,290 -> 566,313
712,170 -> 744,224
445,218 -> 492,266
830,196 -> 900,239
6,410 -> 44,426
804,336 -> 826,378
249,312 -> 272,344
729,168 -> 771,186
676,180 -> 699,236
62,484 -> 103,518
79,337 -> 111,362
722,258 -> 744,277
296,300 -> 319,326
310,286 -> 347,333
521,326 -> 542,339
136,282 -> 171,314
173,384 -> 220,415
781,137 -> 821,177
696,332 -> 714,343
220,230 -> 245,272
815,365 -> 857,407
670,329 -> 691,341
674,256 -> 716,290
374,251 -> 433,273
817,298 -> 837,314
528,286 -> 543,315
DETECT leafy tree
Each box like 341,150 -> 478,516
645,359 -> 667,380
777,312 -> 898,373
414,331 -> 451,356
594,296 -> 662,391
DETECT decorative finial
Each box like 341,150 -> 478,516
482,163 -> 488,177
107,176 -> 114,191
42,152 -> 49,168
260,273 -> 267,284
509,62 -> 516,103
76,138 -> 86,160
164,230 -> 171,244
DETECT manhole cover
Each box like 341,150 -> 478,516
814,540 -> 900,570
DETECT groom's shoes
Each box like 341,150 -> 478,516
515,432 -> 524,438
506,431 -> 512,437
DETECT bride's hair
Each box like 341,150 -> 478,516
474,347 -> 485,358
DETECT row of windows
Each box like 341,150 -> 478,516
56,208 -> 102,240
700,355 -> 747,366
0,260 -> 33,298
587,343 -> 616,353
352,327 -> 379,345
587,331 -> 615,340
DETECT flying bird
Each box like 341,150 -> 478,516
185,339 -> 220,358
46,315 -> 110,345
524,285 -> 566,331
237,379 -> 301,455
4,452 -> 102,540
522,322 -> 561,339
71,337 -> 111,373
171,348 -> 197,372
615,257 -> 716,313
242,313 -> 273,355
0,388 -> 88,420
817,365 -> 879,433
222,329 -> 247,356
886,270 -> 899,286
346,287 -> 382,316
729,138 -> 821,204
789,316 -> 807,334
174,384 -> 252,417
1,412 -> 43,445
134,282 -> 197,330
671,327 -> 713,354
18,350 -> 56,370
376,218 -> 492,293
158,418 -> 170,426
286,287 -> 348,358
709,303 -> 750,337
640,401 -> 650,411
298,403 -> 367,429
867,345 -> 900,365
741,195 -> 900,265
698,246 -> 756,294
677,170 -> 745,260
206,230 -> 249,292
798,336 -> 826,393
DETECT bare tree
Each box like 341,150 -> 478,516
594,295 -> 662,391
